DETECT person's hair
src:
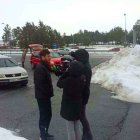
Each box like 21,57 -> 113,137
40,49 -> 50,57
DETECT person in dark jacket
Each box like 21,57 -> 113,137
71,49 -> 93,140
21,48 -> 28,68
57,61 -> 86,140
34,49 -> 54,140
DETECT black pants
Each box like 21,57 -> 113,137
80,105 -> 93,139
37,98 -> 52,135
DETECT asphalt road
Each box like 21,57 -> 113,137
0,54 -> 140,140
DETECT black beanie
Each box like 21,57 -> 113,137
71,49 -> 89,64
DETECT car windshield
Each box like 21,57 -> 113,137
0,58 -> 18,67
50,52 -> 60,58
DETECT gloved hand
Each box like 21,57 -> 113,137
50,65 -> 62,76
51,65 -> 59,72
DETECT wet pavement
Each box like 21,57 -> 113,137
0,54 -> 140,140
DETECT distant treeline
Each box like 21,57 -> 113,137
1,21 -> 140,48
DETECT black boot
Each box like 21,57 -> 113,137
82,135 -> 86,140
39,126 -> 54,140
39,126 -> 48,140
82,130 -> 94,140
82,132 -> 93,140
46,133 -> 54,138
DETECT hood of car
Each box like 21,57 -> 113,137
0,66 -> 27,75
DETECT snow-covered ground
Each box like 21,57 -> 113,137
91,45 -> 140,103
0,127 -> 28,140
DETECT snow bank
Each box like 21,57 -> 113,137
0,127 -> 28,140
91,45 -> 140,103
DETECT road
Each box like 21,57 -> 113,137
0,54 -> 140,140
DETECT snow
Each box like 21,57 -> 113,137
0,127 -> 28,140
91,45 -> 140,103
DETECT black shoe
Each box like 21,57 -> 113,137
82,135 -> 86,140
46,133 -> 54,138
82,133 -> 93,140
40,135 -> 54,140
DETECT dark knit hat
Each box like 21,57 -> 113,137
71,49 -> 89,64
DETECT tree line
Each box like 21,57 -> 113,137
2,20 -> 140,49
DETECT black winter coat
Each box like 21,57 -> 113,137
82,63 -> 92,105
57,61 -> 86,121
34,61 -> 54,99
73,49 -> 92,105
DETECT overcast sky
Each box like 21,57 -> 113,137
0,0 -> 140,38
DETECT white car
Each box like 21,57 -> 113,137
57,48 -> 71,56
0,54 -> 28,86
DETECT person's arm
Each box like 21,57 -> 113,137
82,67 -> 92,105
34,66 -> 45,84
57,71 -> 69,88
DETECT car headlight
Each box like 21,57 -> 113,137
21,72 -> 28,76
0,74 -> 5,78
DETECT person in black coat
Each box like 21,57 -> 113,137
57,61 -> 86,140
34,49 -> 54,140
71,49 -> 94,140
